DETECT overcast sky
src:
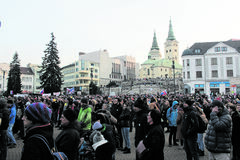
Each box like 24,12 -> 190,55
1,0 -> 240,67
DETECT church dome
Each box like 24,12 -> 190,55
182,48 -> 193,56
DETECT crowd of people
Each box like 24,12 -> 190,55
0,92 -> 240,160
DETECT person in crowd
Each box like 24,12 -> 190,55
161,99 -> 170,132
110,98 -> 123,149
133,97 -> 149,160
56,108 -> 80,160
140,109 -> 165,160
14,97 -> 25,139
166,100 -> 179,146
77,97 -> 92,137
51,98 -> 59,125
181,99 -> 199,160
228,103 -> 240,160
193,102 -> 208,156
0,98 -> 10,160
204,100 -> 232,160
176,103 -> 184,148
90,131 -> 115,160
21,102 -> 54,160
7,98 -> 17,148
118,101 -> 131,153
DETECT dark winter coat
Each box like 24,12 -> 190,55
119,108 -> 131,127
181,106 -> 198,139
56,122 -> 80,160
110,103 -> 122,121
134,110 -> 148,147
231,111 -> 240,145
21,123 -> 54,160
204,108 -> 232,153
94,141 -> 115,160
0,108 -> 9,130
142,124 -> 165,160
97,123 -> 116,149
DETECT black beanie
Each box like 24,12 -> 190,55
185,99 -> 194,107
212,100 -> 224,108
63,108 -> 77,122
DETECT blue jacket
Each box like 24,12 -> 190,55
166,101 -> 178,127
9,104 -> 16,125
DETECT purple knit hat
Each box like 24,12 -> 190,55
25,102 -> 52,124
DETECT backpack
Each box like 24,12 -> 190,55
30,134 -> 68,160
196,114 -> 207,133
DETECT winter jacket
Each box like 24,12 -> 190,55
21,123 -> 54,160
0,108 -> 10,130
119,108 -> 131,127
93,140 -> 115,160
9,104 -> 16,125
134,110 -> 148,147
77,105 -> 92,131
56,122 -> 80,160
181,106 -> 199,138
110,103 -> 122,121
204,108 -> 232,153
231,111 -> 240,145
142,124 -> 165,160
166,101 -> 178,127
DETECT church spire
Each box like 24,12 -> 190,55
151,31 -> 159,50
167,19 -> 176,41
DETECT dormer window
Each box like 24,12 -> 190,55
215,47 -> 220,52
194,49 -> 201,54
222,47 -> 227,51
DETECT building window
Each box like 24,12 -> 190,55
95,69 -> 98,73
212,70 -> 218,78
148,69 -> 150,75
215,47 -> 220,52
222,47 -> 227,51
183,72 -> 185,79
226,57 -> 233,65
183,60 -> 185,67
195,59 -> 202,66
227,70 -> 233,77
91,63 -> 94,66
196,71 -> 202,78
166,50 -> 168,53
169,49 -> 171,52
211,58 -> 217,65
194,49 -> 201,53
187,71 -> 190,79
187,59 -> 190,66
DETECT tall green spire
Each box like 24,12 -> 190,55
167,19 -> 176,40
151,31 -> 159,50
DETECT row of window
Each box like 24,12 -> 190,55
183,70 -> 233,79
22,77 -> 33,82
215,47 -> 227,52
166,49 -> 177,53
194,83 -> 230,88
22,85 -> 32,90
183,57 -> 233,67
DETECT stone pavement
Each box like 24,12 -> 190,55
7,128 -> 209,160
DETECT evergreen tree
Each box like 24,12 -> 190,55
38,33 -> 63,94
7,52 -> 22,95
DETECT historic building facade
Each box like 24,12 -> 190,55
182,39 -> 240,95
140,20 -> 182,79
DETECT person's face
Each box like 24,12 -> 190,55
113,99 -> 118,104
237,105 -> 240,112
147,112 -> 153,125
183,103 -> 188,108
22,115 -> 33,128
60,115 -> 70,127
174,104 -> 178,109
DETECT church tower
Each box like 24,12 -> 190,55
164,19 -> 179,63
148,31 -> 162,60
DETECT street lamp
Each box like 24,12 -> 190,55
172,60 -> 176,95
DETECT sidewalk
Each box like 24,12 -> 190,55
7,128 -> 209,160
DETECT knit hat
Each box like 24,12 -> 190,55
63,108 -> 77,122
81,98 -> 88,104
93,131 -> 105,144
185,99 -> 194,107
212,100 -> 224,108
92,121 -> 103,130
25,102 -> 52,124
134,97 -> 145,110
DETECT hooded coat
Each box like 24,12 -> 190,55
204,107 -> 232,153
166,101 -> 178,127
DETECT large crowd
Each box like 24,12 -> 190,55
0,92 -> 240,160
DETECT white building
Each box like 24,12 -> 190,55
0,63 -> 9,94
182,39 -> 240,95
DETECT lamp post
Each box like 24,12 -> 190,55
2,70 -> 6,94
172,60 -> 176,95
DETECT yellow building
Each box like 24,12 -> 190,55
140,19 -> 182,79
